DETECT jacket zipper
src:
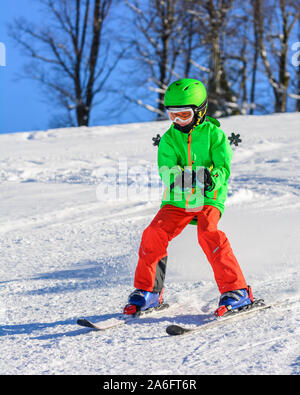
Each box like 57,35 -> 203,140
187,132 -> 192,168
186,132 -> 195,208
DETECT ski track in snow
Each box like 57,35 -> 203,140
0,113 -> 300,375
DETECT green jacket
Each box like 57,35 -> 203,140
157,117 -> 233,217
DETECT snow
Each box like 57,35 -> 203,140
0,113 -> 299,375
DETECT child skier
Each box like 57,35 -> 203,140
123,78 -> 254,318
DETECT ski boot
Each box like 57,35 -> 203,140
123,288 -> 166,317
215,285 -> 254,318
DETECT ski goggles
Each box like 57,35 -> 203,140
167,107 -> 194,126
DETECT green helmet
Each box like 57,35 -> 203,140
164,78 -> 207,108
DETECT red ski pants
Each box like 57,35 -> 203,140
134,205 -> 247,294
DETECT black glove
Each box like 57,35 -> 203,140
171,167 -> 214,193
196,167 -> 214,192
173,168 -> 195,190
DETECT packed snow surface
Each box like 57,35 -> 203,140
0,113 -> 299,375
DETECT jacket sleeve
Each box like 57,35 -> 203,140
157,134 -> 182,187
210,127 -> 233,190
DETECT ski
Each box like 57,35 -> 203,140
77,317 -> 125,331
77,302 -> 170,332
166,299 -> 271,336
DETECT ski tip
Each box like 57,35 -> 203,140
77,318 -> 94,328
166,324 -> 187,336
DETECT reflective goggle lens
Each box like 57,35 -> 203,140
167,108 -> 194,126
167,108 -> 193,121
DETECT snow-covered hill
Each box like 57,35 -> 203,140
0,113 -> 299,375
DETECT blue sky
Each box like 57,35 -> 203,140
0,1 -> 52,134
0,0 -> 153,134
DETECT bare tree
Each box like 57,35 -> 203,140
124,0 -> 185,118
187,0 -> 238,116
249,0 -> 261,115
204,0 -> 233,109
225,1 -> 263,116
254,0 -> 300,112
10,0 -> 123,127
295,18 -> 300,111
176,0 -> 203,78
220,3 -> 253,115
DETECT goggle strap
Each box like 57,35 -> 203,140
199,106 -> 207,119
196,99 -> 208,113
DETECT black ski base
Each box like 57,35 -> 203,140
77,318 -> 100,329
166,299 -> 270,336
77,302 -> 170,331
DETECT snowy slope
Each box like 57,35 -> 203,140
0,113 -> 299,375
